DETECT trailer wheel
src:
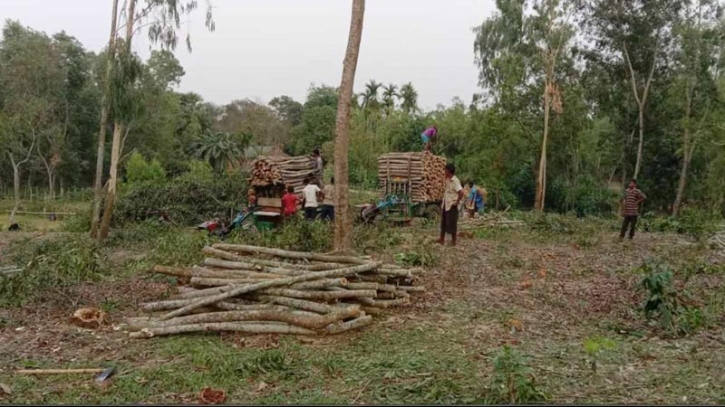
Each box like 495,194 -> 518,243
423,204 -> 441,222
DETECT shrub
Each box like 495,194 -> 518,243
485,345 -> 548,404
640,208 -> 721,240
0,235 -> 105,306
114,171 -> 248,226
125,151 -> 166,184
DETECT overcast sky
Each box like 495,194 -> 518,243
1,0 -> 495,110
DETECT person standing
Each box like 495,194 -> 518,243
439,163 -> 464,246
620,179 -> 647,241
421,125 -> 438,152
281,185 -> 300,218
321,177 -> 335,221
467,181 -> 484,218
302,177 -> 323,221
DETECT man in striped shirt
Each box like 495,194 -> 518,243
620,179 -> 646,240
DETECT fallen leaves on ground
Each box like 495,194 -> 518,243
198,387 -> 226,405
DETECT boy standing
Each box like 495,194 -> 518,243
302,178 -> 323,221
281,186 -> 300,217
620,179 -> 646,240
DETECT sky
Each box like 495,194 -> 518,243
1,0 -> 496,110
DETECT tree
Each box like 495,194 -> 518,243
189,131 -> 250,172
475,0 -> 574,211
671,0 -> 721,216
269,95 -> 303,126
400,82 -> 419,113
587,0 -> 680,180
0,21 -> 66,222
361,79 -> 381,114
333,0 -> 365,252
90,0 -> 120,238
382,83 -> 398,112
97,0 -> 215,240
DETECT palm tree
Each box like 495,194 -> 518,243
189,132 -> 250,172
400,82 -> 418,114
361,80 -> 381,113
382,83 -> 398,112
333,0 -> 365,252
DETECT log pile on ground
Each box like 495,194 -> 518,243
127,244 -> 425,338
249,156 -> 317,193
377,152 -> 446,202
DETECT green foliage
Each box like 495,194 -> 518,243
125,151 -> 166,184
640,208 -> 722,239
229,217 -> 332,253
0,235 -> 104,306
114,171 -> 247,226
236,350 -> 294,379
637,260 -> 708,335
485,345 -> 548,404
394,248 -> 438,267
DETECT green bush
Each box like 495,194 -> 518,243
640,207 -> 722,239
485,345 -> 548,404
0,235 -> 105,306
114,171 -> 248,226
125,151 -> 166,184
228,217 -> 333,253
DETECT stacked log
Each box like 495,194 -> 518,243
127,244 -> 425,338
249,156 -> 318,194
377,152 -> 446,202
709,226 -> 725,255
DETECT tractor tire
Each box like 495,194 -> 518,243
423,204 -> 441,222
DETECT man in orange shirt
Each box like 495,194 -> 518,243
281,186 -> 300,218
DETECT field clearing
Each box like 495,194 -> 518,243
0,213 -> 724,404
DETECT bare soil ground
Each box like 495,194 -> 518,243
1,226 -> 723,404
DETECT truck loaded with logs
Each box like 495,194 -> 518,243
359,151 -> 447,225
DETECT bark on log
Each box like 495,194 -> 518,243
190,277 -> 262,287
259,288 -> 377,301
346,282 -> 379,290
368,298 -> 410,308
159,262 -> 380,320
288,278 -> 348,290
254,295 -> 338,314
360,306 -> 383,316
326,315 -> 373,334
203,258 -> 307,276
212,244 -> 369,265
130,322 -> 317,338
394,290 -> 411,298
132,307 -> 360,331
394,285 -> 426,293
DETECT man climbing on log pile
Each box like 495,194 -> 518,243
421,125 -> 438,152
439,163 -> 464,246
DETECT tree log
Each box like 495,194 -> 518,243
288,278 -> 348,290
394,285 -> 426,293
159,262 -> 380,320
259,288 -> 377,301
212,244 -> 370,265
326,315 -> 373,334
190,277 -> 262,287
346,282 -> 378,290
203,258 -> 307,276
254,295 -> 342,314
130,322 -> 317,338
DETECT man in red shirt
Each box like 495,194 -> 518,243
281,186 -> 300,217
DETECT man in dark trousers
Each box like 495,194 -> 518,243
438,163 -> 464,246
620,179 -> 647,241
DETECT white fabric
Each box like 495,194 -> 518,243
443,175 -> 463,211
323,185 -> 335,206
303,184 -> 321,208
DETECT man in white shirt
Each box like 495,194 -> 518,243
438,163 -> 464,246
302,177 -> 323,221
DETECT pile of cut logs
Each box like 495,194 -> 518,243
249,156 -> 318,193
127,244 -> 425,338
377,152 -> 446,202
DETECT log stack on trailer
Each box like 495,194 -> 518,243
249,155 -> 319,197
377,151 -> 447,202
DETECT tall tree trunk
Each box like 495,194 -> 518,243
534,86 -> 550,211
98,0 -> 135,241
99,123 -> 123,239
672,132 -> 692,217
333,0 -> 365,252
10,163 -> 20,224
634,108 -> 645,179
624,42 -> 657,180
91,0 -> 120,238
